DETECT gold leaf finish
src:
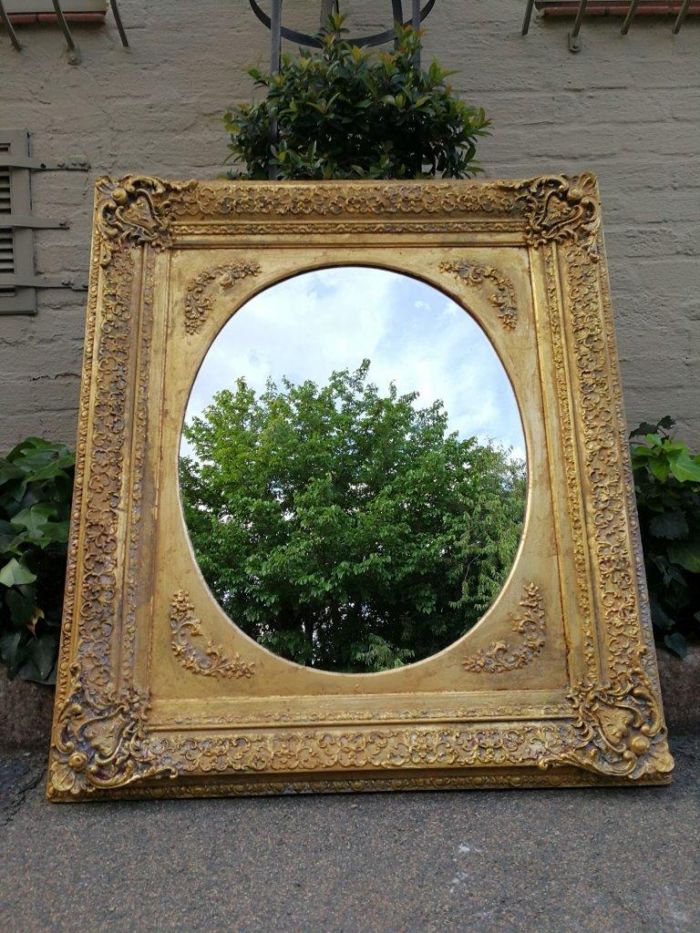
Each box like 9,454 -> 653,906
462,583 -> 545,673
540,664 -> 673,780
511,173 -> 600,258
169,590 -> 255,679
184,261 -> 261,335
48,665 -> 176,797
147,720 -> 573,777
440,259 -> 518,329
96,175 -> 195,266
47,176 -> 673,800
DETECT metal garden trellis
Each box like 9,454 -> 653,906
247,1 -> 438,176
248,0 -> 437,69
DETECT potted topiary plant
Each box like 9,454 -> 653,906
223,16 -> 490,180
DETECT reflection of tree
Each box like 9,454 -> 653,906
180,360 -> 526,673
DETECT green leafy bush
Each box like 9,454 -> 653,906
1,414 -> 696,685
0,437 -> 74,683
224,16 -> 489,180
180,362 -> 525,672
631,417 -> 700,658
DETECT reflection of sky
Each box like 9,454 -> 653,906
183,267 -> 525,461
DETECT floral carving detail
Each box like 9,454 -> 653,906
150,721 -> 571,776
169,175 -> 598,259
540,665 -> 674,780
49,664 -> 176,797
462,583 -> 545,673
74,248 -> 134,689
542,245 -> 596,677
512,173 -> 601,259
91,175 -> 601,261
184,261 -> 261,335
564,242 -> 644,679
170,590 -> 255,679
121,249 -> 156,680
171,181 -> 521,221
440,259 -> 517,329
90,769 -> 666,800
172,221 -> 519,238
165,699 -> 570,728
96,175 -> 195,266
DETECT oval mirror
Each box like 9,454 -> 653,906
180,267 -> 526,673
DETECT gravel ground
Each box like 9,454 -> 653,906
0,734 -> 698,933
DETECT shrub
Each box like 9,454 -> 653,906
0,437 -> 74,683
224,16 -> 489,180
180,362 -> 525,672
1,414 -> 697,686
630,417 -> 700,658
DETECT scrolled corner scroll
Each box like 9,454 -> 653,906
95,175 -> 196,267
463,583 -> 545,673
170,589 -> 256,679
440,260 -> 518,330
48,664 -> 176,798
513,173 -> 601,260
539,665 -> 674,781
184,261 -> 262,335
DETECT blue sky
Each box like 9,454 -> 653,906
183,267 -> 525,461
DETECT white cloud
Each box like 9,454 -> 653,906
184,267 -> 525,462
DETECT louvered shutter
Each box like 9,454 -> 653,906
0,131 -> 36,315
0,143 -> 15,302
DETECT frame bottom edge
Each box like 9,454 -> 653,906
46,764 -> 673,802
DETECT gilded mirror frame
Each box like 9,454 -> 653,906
47,175 -> 674,801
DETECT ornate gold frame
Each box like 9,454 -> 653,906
47,175 -> 674,801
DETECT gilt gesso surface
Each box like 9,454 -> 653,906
47,176 -> 673,800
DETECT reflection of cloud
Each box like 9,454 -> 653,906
184,267 -> 525,462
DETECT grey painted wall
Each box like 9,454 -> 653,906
0,0 -> 698,449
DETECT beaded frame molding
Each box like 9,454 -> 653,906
47,176 -> 673,801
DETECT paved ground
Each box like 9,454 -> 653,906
0,734 -> 698,933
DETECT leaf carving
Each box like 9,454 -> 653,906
510,173 -> 601,259
462,583 -> 545,673
48,663 -> 175,797
95,175 -> 196,266
440,260 -> 517,329
539,664 -> 674,780
169,590 -> 255,679
184,261 -> 261,335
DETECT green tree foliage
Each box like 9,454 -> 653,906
630,417 -> 700,658
180,362 -> 525,672
0,438 -> 74,683
224,16 -> 489,180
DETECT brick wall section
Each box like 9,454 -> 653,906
0,0 -> 698,450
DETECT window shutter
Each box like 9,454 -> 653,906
0,143 -> 15,302
0,131 -> 36,315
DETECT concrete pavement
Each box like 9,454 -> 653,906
0,734 -> 698,932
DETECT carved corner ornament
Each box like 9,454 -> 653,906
540,664 -> 674,781
169,590 -> 255,679
95,175 -> 196,266
463,582 -> 545,673
440,260 -> 518,330
512,172 -> 601,259
185,261 -> 262,335
48,664 -> 176,797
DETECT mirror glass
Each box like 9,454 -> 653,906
180,267 -> 526,673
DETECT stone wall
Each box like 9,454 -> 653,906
0,0 -> 698,449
